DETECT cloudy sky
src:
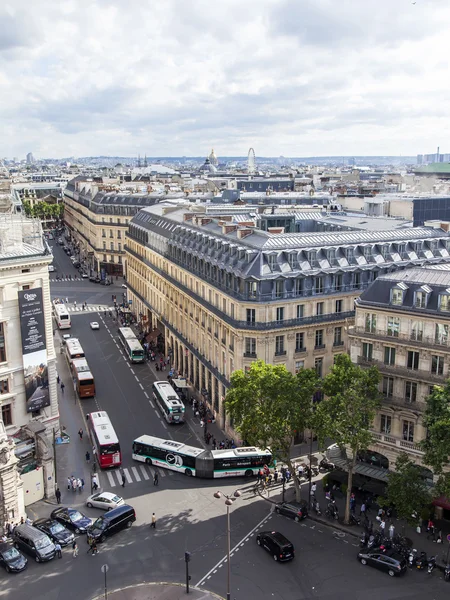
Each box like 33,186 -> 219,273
1,0 -> 450,159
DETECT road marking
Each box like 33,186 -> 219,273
158,468 -> 166,477
195,511 -> 273,588
131,467 -> 141,482
161,421 -> 167,430
139,383 -> 144,390
134,376 -> 139,381
139,466 -> 149,480
107,471 -> 116,487
144,392 -> 149,399
150,400 -> 155,408
123,468 -> 133,483
130,368 -> 135,375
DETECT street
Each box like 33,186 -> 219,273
4,239 -> 450,600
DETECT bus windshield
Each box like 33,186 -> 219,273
100,443 -> 121,455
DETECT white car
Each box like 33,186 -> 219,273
81,273 -> 89,278
121,284 -> 127,289
85,492 -> 124,511
48,265 -> 55,272
90,322 -> 100,330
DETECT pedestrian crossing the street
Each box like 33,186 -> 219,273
104,464 -> 171,488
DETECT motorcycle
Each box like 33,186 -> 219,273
349,513 -> 361,526
326,501 -> 339,521
415,551 -> 428,570
427,555 -> 437,574
444,564 -> 450,582
319,457 -> 335,472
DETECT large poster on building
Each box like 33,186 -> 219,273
18,289 -> 50,413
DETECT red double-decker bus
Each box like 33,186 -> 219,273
87,411 -> 122,469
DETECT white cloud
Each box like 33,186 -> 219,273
1,0 -> 450,158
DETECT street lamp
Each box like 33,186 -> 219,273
214,489 -> 241,600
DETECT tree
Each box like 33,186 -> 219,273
224,359 -> 320,501
421,382 -> 450,499
314,354 -> 380,524
379,452 -> 431,527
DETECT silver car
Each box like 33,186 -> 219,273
85,492 -> 124,511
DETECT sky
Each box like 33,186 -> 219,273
1,0 -> 450,159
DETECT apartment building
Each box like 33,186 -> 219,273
125,203 -> 450,433
0,215 -> 59,524
349,266 -> 450,480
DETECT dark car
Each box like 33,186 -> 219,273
0,542 -> 28,573
87,504 -> 136,543
33,518 -> 75,547
94,277 -> 101,283
51,507 -> 92,534
89,276 -> 97,282
358,550 -> 407,577
72,261 -> 81,268
274,500 -> 308,522
256,531 -> 294,562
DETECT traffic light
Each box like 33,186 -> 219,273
185,551 -> 191,562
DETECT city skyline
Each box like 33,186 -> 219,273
1,0 -> 450,158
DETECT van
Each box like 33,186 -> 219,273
256,531 -> 295,562
87,504 -> 136,543
13,524 -> 56,563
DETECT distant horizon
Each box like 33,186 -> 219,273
7,154 -> 420,162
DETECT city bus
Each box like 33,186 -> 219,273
54,303 -> 71,329
72,358 -> 96,398
87,411 -> 122,469
152,381 -> 185,423
132,434 -> 272,478
117,327 -> 145,363
65,338 -> 85,366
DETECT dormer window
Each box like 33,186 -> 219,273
344,247 -> 354,262
327,248 -> 336,263
307,250 -> 318,267
414,285 -> 431,308
391,282 -> 408,305
267,254 -> 276,270
439,290 -> 450,311
288,253 -> 297,269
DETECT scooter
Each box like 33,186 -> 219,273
444,563 -> 450,582
408,549 -> 417,568
415,551 -> 428,570
427,555 -> 437,574
349,513 -> 361,526
326,501 -> 339,521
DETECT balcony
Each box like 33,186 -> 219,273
350,326 -> 450,352
333,340 -> 345,348
358,356 -> 446,384
381,394 -> 426,412
370,431 -> 424,455
243,352 -> 257,359
314,343 -> 326,351
294,347 -> 307,355
275,350 -> 287,357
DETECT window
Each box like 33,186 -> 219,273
387,316 -> 400,337
407,351 -> 419,370
117,231 -> 121,239
0,323 -> 6,362
410,321 -> 423,342
314,277 -> 324,294
103,241 -> 106,250
1,404 -> 12,427
275,280 -> 284,298
316,302 -> 324,316
307,250 -> 318,267
246,309 -> 255,324
435,324 -> 449,345
405,381 -> 417,403
0,379 -> 9,393
275,335 -> 285,355
415,291 -> 426,308
365,313 -> 376,333
22,285 -> 30,291
296,304 -> 304,319
335,299 -> 342,314
384,347 -> 396,366
391,288 -> 403,305
333,274 -> 342,292
362,342 -> 373,360
380,414 -> 391,434
295,332 -> 305,352
244,337 -> 256,357
102,229 -> 106,238
109,229 -> 113,238
440,294 -> 450,311
276,307 -> 284,322
315,329 -> 324,348
295,279 -> 304,296
295,360 -> 304,373
118,243 -> 122,253
431,355 -> 444,375
382,377 -> 394,398
402,420 -> 414,442
110,242 -> 114,251
334,327 -> 342,346
288,253 -> 296,269
353,272 -> 361,289
314,358 -> 323,377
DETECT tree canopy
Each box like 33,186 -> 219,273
22,200 -> 63,221
224,359 -> 320,501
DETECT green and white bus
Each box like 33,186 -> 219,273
118,327 -> 145,363
152,381 -> 185,423
132,434 -> 272,478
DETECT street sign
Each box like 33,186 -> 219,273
447,534 -> 450,542
101,564 -> 109,574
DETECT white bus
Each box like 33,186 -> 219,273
117,327 -> 145,363
132,434 -> 272,478
152,381 -> 185,423
65,338 -> 85,366
54,303 -> 71,329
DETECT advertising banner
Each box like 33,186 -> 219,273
18,289 -> 50,413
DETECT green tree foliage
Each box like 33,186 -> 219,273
21,200 -> 63,221
224,360 -> 320,501
379,452 -> 431,527
421,382 -> 450,499
314,354 -> 380,524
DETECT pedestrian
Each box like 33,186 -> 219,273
85,451 -> 90,463
74,300 -> 77,307
77,478 -> 82,492
311,482 -> 317,497
151,513 -> 156,529
80,478 -> 84,491
153,472 -> 159,486
121,469 -> 126,487
57,374 -> 60,385
72,477 -> 78,492
65,297 -> 69,304
274,470 -> 278,484
60,382 -> 65,394
55,488 -> 61,504
55,542 -> 62,558
360,502 -> 366,517
72,540 -> 78,558
67,476 -> 71,491
78,428 -> 83,440
380,519 -> 386,532
92,474 -> 99,491
389,523 -> 395,539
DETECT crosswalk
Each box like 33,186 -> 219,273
65,305 -> 113,313
104,464 -> 173,488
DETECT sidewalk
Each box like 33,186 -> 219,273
92,582 -> 224,600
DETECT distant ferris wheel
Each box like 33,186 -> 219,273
247,147 -> 256,174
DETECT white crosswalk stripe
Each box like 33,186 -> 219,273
107,471 -> 116,487
157,467 -> 166,477
123,468 -> 133,484
100,464 -> 173,489
131,467 -> 141,482
139,466 -> 149,480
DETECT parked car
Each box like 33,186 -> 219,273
89,276 -> 97,282
81,272 -> 89,278
87,504 -> 136,543
90,321 -> 100,330
274,500 -> 308,522
100,279 -> 111,286
48,265 -> 55,272
73,261 -> 81,268
33,518 -> 75,546
13,524 -> 56,563
357,550 -> 407,577
0,542 -> 28,573
256,531 -> 295,562
50,507 -> 92,534
85,492 -> 124,511
94,277 -> 101,283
